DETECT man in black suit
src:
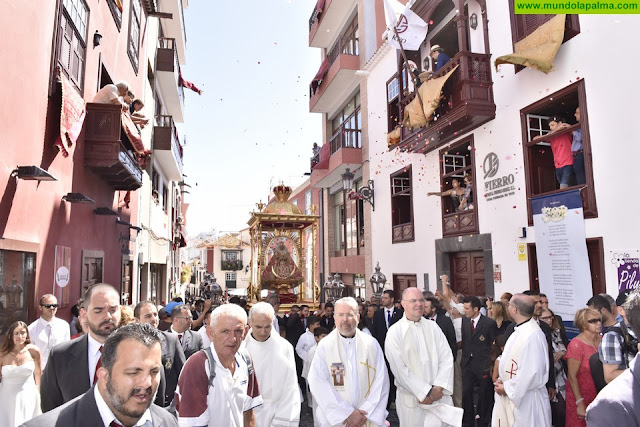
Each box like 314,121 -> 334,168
23,323 -> 178,427
461,296 -> 498,427
505,290 -> 556,401
371,289 -> 403,408
320,302 -> 335,330
425,296 -> 457,360
134,300 -> 186,409
286,304 -> 310,396
169,304 -> 204,359
40,283 -> 122,413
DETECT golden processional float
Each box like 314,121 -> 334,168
246,185 -> 320,310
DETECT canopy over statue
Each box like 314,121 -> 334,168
247,185 -> 320,305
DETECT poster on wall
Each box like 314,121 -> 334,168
610,250 -> 640,292
54,246 -> 71,308
531,189 -> 591,321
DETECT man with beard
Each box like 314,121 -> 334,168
40,283 -> 122,412
23,323 -> 178,426
134,301 -> 186,410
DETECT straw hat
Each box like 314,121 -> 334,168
430,44 -> 444,53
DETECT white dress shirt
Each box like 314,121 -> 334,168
28,316 -> 70,369
95,385 -> 153,427
88,334 -> 104,386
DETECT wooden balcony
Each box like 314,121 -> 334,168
156,38 -> 184,122
153,115 -> 183,181
443,209 -> 478,237
395,52 -> 496,153
392,222 -> 414,243
84,103 -> 143,191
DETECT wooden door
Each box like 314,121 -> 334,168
121,259 -> 133,305
82,250 -> 104,297
392,274 -> 417,297
450,251 -> 485,296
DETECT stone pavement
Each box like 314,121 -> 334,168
298,404 -> 400,426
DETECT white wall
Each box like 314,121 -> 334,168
365,2 -> 640,296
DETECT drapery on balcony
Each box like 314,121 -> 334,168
394,51 -> 495,153
84,103 -> 143,191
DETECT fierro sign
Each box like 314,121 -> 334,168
483,152 -> 516,202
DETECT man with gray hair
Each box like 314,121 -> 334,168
175,304 -> 262,426
493,294 -> 551,427
587,289 -> 640,424
92,81 -> 130,110
308,297 -> 389,426
24,323 -> 178,426
244,302 -> 300,426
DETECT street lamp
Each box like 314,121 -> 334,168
369,262 -> 387,299
325,273 -> 345,302
341,168 -> 375,211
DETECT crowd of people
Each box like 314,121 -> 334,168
0,280 -> 638,426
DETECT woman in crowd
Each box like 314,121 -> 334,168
0,321 -> 42,426
500,292 -> 513,306
542,307 -> 569,427
428,177 -> 466,212
489,300 -> 512,336
119,305 -> 135,327
565,307 -> 601,426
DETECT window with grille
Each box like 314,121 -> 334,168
57,0 -> 88,91
128,0 -> 142,72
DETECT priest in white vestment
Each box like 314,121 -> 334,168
308,297 -> 389,427
244,302 -> 301,427
385,287 -> 462,427
492,294 -> 551,427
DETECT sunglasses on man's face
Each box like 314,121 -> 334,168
41,304 -> 58,309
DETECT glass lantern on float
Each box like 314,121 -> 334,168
369,262 -> 387,299
325,273 -> 345,302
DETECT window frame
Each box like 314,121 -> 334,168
520,79 -> 597,225
438,136 -> 479,237
127,0 -> 142,73
52,0 -> 90,94
106,0 -> 123,29
390,166 -> 414,244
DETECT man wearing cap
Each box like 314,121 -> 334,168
430,45 -> 451,72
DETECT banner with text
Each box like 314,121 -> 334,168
532,189 -> 591,320
610,250 -> 640,292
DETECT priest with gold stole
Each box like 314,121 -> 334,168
492,294 -> 551,427
385,287 -> 462,427
308,297 -> 389,427
244,302 -> 300,427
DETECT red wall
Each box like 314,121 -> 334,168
0,0 -> 149,323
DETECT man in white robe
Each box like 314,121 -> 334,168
492,294 -> 551,427
385,287 -> 462,427
244,302 -> 300,426
308,297 -> 389,427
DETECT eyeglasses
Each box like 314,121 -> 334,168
587,318 -> 602,324
41,304 -> 58,309
403,299 -> 426,304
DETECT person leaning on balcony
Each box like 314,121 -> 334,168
130,98 -> 150,128
428,177 -> 465,212
430,45 -> 451,72
92,81 -> 130,111
533,116 -> 575,189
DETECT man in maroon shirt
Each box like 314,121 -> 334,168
546,116 -> 575,189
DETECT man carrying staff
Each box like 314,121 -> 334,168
385,287 -> 462,427
308,297 -> 389,427
492,294 -> 551,427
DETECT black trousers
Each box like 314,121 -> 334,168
462,364 -> 494,427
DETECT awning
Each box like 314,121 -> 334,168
402,65 -> 459,130
179,230 -> 187,248
311,57 -> 330,94
494,14 -> 565,74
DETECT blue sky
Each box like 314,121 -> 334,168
180,0 -> 322,235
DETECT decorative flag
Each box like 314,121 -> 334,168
178,68 -> 203,95
383,0 -> 428,51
